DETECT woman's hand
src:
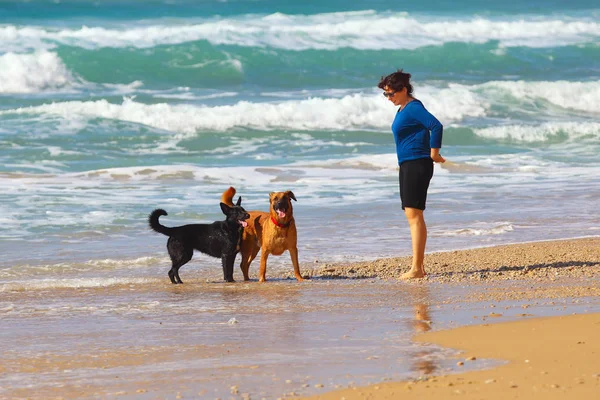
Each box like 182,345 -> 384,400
431,148 -> 446,163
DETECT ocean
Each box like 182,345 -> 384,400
1,0 -> 599,398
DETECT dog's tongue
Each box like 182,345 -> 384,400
277,210 -> 286,218
240,221 -> 248,227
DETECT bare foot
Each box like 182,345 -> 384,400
400,269 -> 426,279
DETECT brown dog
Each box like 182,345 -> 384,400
222,187 -> 304,282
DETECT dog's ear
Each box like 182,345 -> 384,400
286,191 -> 297,202
220,202 -> 231,215
236,196 -> 242,206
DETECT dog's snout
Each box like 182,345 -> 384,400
274,199 -> 288,211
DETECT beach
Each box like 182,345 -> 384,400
2,237 -> 598,399
299,237 -> 600,400
2,0 -> 600,398
304,237 -> 600,294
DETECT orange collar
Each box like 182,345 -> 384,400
270,215 -> 290,228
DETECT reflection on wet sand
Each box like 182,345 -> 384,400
407,285 -> 439,377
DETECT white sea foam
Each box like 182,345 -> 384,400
0,51 -> 79,93
4,160 -> 68,174
0,162 -> 391,225
434,222 -> 514,237
0,88 -> 487,132
47,146 -> 82,156
474,121 -> 600,143
151,90 -> 238,101
103,80 -> 145,95
479,80 -> 600,114
0,277 -> 155,292
3,79 -> 599,133
1,11 -> 599,51
295,153 -> 398,171
82,164 -> 276,185
0,51 -> 150,94
0,256 -> 167,279
456,153 -> 549,172
0,164 -> 325,198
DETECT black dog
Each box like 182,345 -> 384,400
148,194 -> 250,284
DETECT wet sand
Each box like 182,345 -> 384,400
1,238 -> 598,399
300,237 -> 600,400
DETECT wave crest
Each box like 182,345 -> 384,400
2,12 -> 599,52
0,88 -> 486,132
0,51 -> 78,93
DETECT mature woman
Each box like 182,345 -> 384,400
378,69 -> 445,279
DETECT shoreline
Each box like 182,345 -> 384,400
301,236 -> 600,285
300,312 -> 600,400
1,237 -> 598,399
298,237 -> 600,400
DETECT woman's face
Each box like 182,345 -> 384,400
383,85 -> 408,106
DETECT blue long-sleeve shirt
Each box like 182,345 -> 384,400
391,99 -> 443,165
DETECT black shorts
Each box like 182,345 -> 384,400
399,157 -> 434,210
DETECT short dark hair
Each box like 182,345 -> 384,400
377,69 -> 413,95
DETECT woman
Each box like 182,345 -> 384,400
378,69 -> 445,279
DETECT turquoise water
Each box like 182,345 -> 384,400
1,0 -> 600,278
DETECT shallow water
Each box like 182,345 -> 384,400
1,276 -> 598,399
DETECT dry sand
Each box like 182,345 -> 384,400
299,237 -> 600,400
300,313 -> 600,400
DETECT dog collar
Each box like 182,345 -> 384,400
270,216 -> 290,228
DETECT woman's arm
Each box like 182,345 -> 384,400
430,147 -> 445,163
411,101 -> 445,162
411,101 -> 443,150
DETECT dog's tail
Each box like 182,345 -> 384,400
221,186 -> 236,207
148,209 -> 172,236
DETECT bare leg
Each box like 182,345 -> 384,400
401,207 -> 427,279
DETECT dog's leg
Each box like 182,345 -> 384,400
258,248 -> 271,282
172,250 -> 192,284
289,246 -> 304,282
239,251 -> 251,281
222,254 -> 235,283
240,243 -> 259,281
167,238 -> 193,284
168,269 -> 177,284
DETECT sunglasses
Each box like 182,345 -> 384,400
383,91 -> 396,98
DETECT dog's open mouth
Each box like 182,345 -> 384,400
276,209 -> 286,218
239,220 -> 248,228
